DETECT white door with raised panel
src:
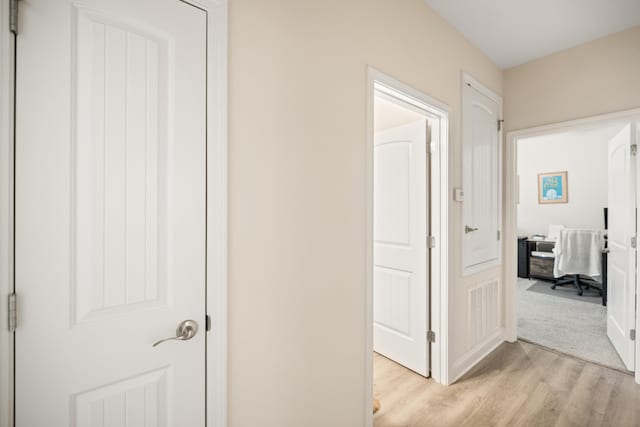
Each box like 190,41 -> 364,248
461,82 -> 501,274
15,0 -> 206,425
607,123 -> 636,371
373,120 -> 429,377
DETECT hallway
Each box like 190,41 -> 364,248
374,341 -> 640,426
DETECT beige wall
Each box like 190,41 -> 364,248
228,1 -> 502,425
504,26 -> 640,132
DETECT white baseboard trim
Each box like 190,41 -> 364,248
450,328 -> 504,384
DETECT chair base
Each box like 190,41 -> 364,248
551,274 -> 602,297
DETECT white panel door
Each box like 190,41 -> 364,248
607,124 -> 636,371
15,0 -> 207,425
462,83 -> 500,273
373,119 -> 429,377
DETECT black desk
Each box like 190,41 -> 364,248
517,237 -> 607,306
601,250 -> 608,306
517,237 -> 536,278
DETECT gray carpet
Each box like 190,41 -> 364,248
526,280 -> 602,304
518,278 -> 627,371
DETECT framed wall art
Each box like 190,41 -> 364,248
538,171 -> 568,204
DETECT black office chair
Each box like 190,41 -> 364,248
551,229 -> 604,296
551,274 -> 602,296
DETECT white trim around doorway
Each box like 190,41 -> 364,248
199,0 -> 229,425
0,0 -> 15,425
0,1 -> 228,425
365,67 -> 450,427
504,108 -> 640,384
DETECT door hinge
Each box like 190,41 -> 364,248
497,230 -> 501,241
497,119 -> 504,132
632,144 -> 638,156
8,293 -> 16,332
631,329 -> 636,341
206,314 -> 211,332
427,330 -> 436,343
9,0 -> 19,35
427,236 -> 436,249
632,236 -> 637,249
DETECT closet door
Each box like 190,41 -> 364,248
15,1 -> 207,425
461,79 -> 501,274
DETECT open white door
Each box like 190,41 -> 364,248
15,0 -> 207,425
607,123 -> 636,371
373,119 -> 429,377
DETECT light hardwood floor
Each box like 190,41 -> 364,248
373,341 -> 640,427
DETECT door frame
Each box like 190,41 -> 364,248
504,108 -> 640,383
0,1 -> 15,425
0,0 -> 229,425
365,67 -> 450,426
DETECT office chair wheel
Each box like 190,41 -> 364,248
578,290 -> 583,296
551,284 -> 556,289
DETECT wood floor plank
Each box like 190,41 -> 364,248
602,371 -> 640,427
374,341 -> 640,427
467,345 -> 560,427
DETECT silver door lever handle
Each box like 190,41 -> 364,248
465,225 -> 478,233
153,320 -> 198,347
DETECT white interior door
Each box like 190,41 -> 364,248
462,83 -> 500,273
15,0 -> 207,425
373,119 -> 429,377
607,123 -> 636,371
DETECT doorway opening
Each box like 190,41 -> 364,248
365,69 -> 450,426
505,111 -> 640,381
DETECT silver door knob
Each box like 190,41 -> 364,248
153,320 -> 199,347
465,225 -> 478,233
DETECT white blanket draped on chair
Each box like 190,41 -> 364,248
553,229 -> 605,278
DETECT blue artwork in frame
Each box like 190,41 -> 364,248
538,171 -> 568,204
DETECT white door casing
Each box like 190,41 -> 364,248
373,119 -> 429,377
607,123 -> 637,371
462,81 -> 501,274
15,0 -> 207,425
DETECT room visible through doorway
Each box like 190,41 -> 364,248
514,119 -> 638,372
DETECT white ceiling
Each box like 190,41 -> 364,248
374,96 -> 425,132
423,0 -> 640,69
